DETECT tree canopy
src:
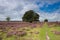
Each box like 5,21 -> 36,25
44,19 -> 48,22
6,17 -> 10,21
22,10 -> 39,23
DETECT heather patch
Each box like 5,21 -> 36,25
0,23 -> 60,40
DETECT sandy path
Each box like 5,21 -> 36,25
46,32 -> 50,40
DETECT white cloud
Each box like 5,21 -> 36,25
0,0 -> 60,21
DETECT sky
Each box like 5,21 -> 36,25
0,0 -> 60,22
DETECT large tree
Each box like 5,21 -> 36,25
22,10 -> 39,23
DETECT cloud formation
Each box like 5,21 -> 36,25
0,0 -> 60,21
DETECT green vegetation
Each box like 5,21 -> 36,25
44,19 -> 48,22
22,10 -> 39,23
0,23 -> 60,40
6,17 -> 10,21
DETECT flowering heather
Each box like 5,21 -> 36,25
16,31 -> 27,37
7,31 -> 13,37
52,31 -> 60,35
29,23 -> 37,28
0,22 -> 60,40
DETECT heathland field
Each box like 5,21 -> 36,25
0,23 -> 60,40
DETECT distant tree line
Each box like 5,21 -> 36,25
6,10 -> 48,22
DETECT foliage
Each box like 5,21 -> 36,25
22,10 -> 39,23
44,19 -> 48,22
0,23 -> 60,40
6,17 -> 10,21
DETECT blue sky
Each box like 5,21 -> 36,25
0,0 -> 60,21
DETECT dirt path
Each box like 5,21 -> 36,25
46,32 -> 50,40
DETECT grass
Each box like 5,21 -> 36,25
21,23 -> 60,40
0,23 -> 60,40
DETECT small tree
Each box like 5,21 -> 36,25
6,17 -> 10,21
44,19 -> 48,22
22,10 -> 39,23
